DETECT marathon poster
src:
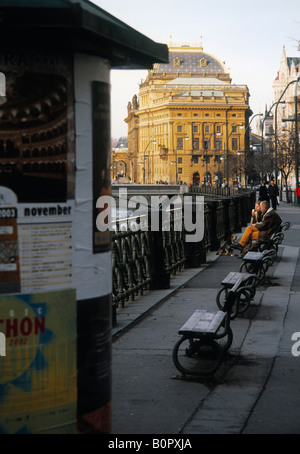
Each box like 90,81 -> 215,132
0,289 -> 77,434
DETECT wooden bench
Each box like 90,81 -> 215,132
252,233 -> 280,253
216,271 -> 258,315
280,221 -> 291,231
220,271 -> 255,288
239,250 -> 276,283
172,276 -> 248,378
251,232 -> 282,254
252,221 -> 290,253
178,310 -> 226,337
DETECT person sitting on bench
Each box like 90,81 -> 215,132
250,201 -> 263,225
232,200 -> 282,251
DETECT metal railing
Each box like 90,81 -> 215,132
111,189 -> 256,325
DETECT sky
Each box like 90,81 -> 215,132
91,0 -> 300,139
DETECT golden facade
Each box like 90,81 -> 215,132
125,41 -> 251,186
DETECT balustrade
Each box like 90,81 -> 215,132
111,188 -> 256,326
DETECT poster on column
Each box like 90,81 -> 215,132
0,49 -> 75,295
92,80 -> 112,253
0,289 -> 77,434
0,50 -> 77,433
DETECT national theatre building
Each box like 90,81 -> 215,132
124,40 -> 251,186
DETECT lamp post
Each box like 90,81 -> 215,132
204,130 -> 219,185
170,161 -> 176,184
143,139 -> 156,184
111,150 -> 115,180
237,151 -> 241,185
202,129 -> 221,185
274,101 -> 286,183
261,102 -> 279,180
281,75 -> 300,201
205,131 -> 213,184
176,136 -> 188,184
220,156 -> 225,186
218,155 -> 224,187
244,113 -> 263,147
243,113 -> 263,187
226,124 -> 244,185
213,131 -> 222,186
261,99 -> 288,182
247,113 -> 263,131
294,76 -> 300,195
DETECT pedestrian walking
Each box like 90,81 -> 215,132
268,180 -> 279,210
258,181 -> 269,202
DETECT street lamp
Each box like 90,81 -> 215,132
111,151 -> 115,180
242,113 -> 263,187
261,100 -> 287,182
246,113 -> 263,132
202,130 -> 222,185
273,101 -> 286,183
218,155 -> 224,187
143,140 -> 156,184
204,130 -> 218,185
281,75 -> 300,201
226,124 -> 244,185
220,156 -> 225,186
170,161 -> 176,184
237,152 -> 241,185
175,136 -> 188,184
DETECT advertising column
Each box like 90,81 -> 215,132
0,50 -> 112,433
74,53 -> 112,435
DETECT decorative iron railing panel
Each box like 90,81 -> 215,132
111,188 -> 256,325
112,219 -> 151,308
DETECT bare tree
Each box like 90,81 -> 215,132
275,130 -> 296,202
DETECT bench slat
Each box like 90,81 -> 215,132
222,271 -> 250,286
243,251 -> 264,261
179,310 -> 226,335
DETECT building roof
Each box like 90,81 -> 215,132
174,90 -> 224,98
154,44 -> 228,76
0,0 -> 168,69
287,57 -> 300,69
165,77 -> 229,86
164,77 -> 229,98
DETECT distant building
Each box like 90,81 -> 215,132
272,46 -> 300,187
125,39 -> 251,186
273,46 -> 300,130
111,138 -> 131,182
0,0 -> 168,435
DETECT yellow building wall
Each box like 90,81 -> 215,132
125,44 -> 250,186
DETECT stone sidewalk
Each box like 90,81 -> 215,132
111,202 -> 300,434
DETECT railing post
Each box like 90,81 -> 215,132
148,207 -> 170,289
206,200 -> 222,250
232,195 -> 242,233
239,194 -> 248,227
222,197 -> 235,239
183,195 -> 208,267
